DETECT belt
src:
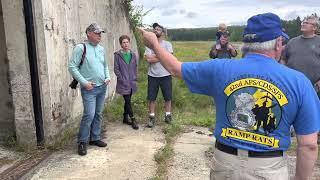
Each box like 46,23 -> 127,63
215,141 -> 283,158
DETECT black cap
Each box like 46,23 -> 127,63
152,23 -> 164,30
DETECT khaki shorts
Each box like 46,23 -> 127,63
209,148 -> 289,180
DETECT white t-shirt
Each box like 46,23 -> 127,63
144,40 -> 173,77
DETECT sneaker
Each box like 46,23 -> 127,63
164,114 -> 172,124
147,116 -> 155,128
131,117 -> 139,130
89,140 -> 107,147
123,114 -> 132,125
78,142 -> 87,156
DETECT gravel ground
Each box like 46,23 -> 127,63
3,123 -> 318,180
21,122 -> 165,180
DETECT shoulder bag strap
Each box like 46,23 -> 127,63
79,43 -> 86,67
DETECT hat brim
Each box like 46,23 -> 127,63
93,29 -> 105,33
281,31 -> 289,41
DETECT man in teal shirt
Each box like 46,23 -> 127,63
69,23 -> 110,156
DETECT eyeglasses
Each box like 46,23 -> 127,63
301,21 -> 315,25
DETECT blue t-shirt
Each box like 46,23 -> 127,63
182,53 -> 320,152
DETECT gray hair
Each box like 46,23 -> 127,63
242,38 -> 278,53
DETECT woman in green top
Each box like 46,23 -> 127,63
114,35 -> 139,130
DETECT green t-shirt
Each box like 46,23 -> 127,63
122,52 -> 132,64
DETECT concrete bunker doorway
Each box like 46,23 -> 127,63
23,0 -> 44,146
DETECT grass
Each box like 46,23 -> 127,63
151,121 -> 183,179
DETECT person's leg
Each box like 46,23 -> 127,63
126,90 -> 138,129
149,101 -> 156,115
78,88 -> 96,155
164,101 -> 172,114
127,90 -> 134,118
147,76 -> 159,127
90,84 -> 107,146
78,88 -> 96,143
123,94 -> 131,125
160,76 -> 172,123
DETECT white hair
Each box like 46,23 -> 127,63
242,38 -> 278,53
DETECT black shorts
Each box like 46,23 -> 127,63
147,75 -> 172,101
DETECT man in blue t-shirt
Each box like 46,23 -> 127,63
139,13 -> 320,180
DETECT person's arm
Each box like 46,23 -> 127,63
227,43 -> 237,57
140,28 -> 182,78
113,53 -> 123,79
145,54 -> 160,63
294,133 -> 318,180
104,49 -> 111,84
209,45 -> 217,59
153,45 -> 182,77
293,78 -> 320,179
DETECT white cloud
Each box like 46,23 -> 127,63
133,0 -> 320,28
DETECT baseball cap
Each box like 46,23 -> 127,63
85,23 -> 105,34
243,13 -> 289,43
152,22 -> 164,30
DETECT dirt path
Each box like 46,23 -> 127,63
16,123 -> 320,180
168,126 -> 214,180
22,123 -> 164,180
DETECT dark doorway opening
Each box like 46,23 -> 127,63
23,0 -> 44,146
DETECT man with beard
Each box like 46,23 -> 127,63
144,23 -> 173,127
209,31 -> 238,59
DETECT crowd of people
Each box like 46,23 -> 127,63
68,12 -> 320,180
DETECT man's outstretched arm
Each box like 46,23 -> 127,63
139,28 -> 182,78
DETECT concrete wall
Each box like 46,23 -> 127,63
0,0 -> 15,142
0,0 -> 136,146
33,0 -> 137,144
1,0 -> 36,145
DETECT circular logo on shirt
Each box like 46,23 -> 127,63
224,78 -> 288,135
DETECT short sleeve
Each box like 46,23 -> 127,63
293,80 -> 320,135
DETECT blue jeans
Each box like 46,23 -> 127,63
78,84 -> 107,143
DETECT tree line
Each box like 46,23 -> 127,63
167,13 -> 319,42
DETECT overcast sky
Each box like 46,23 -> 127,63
133,0 -> 320,29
